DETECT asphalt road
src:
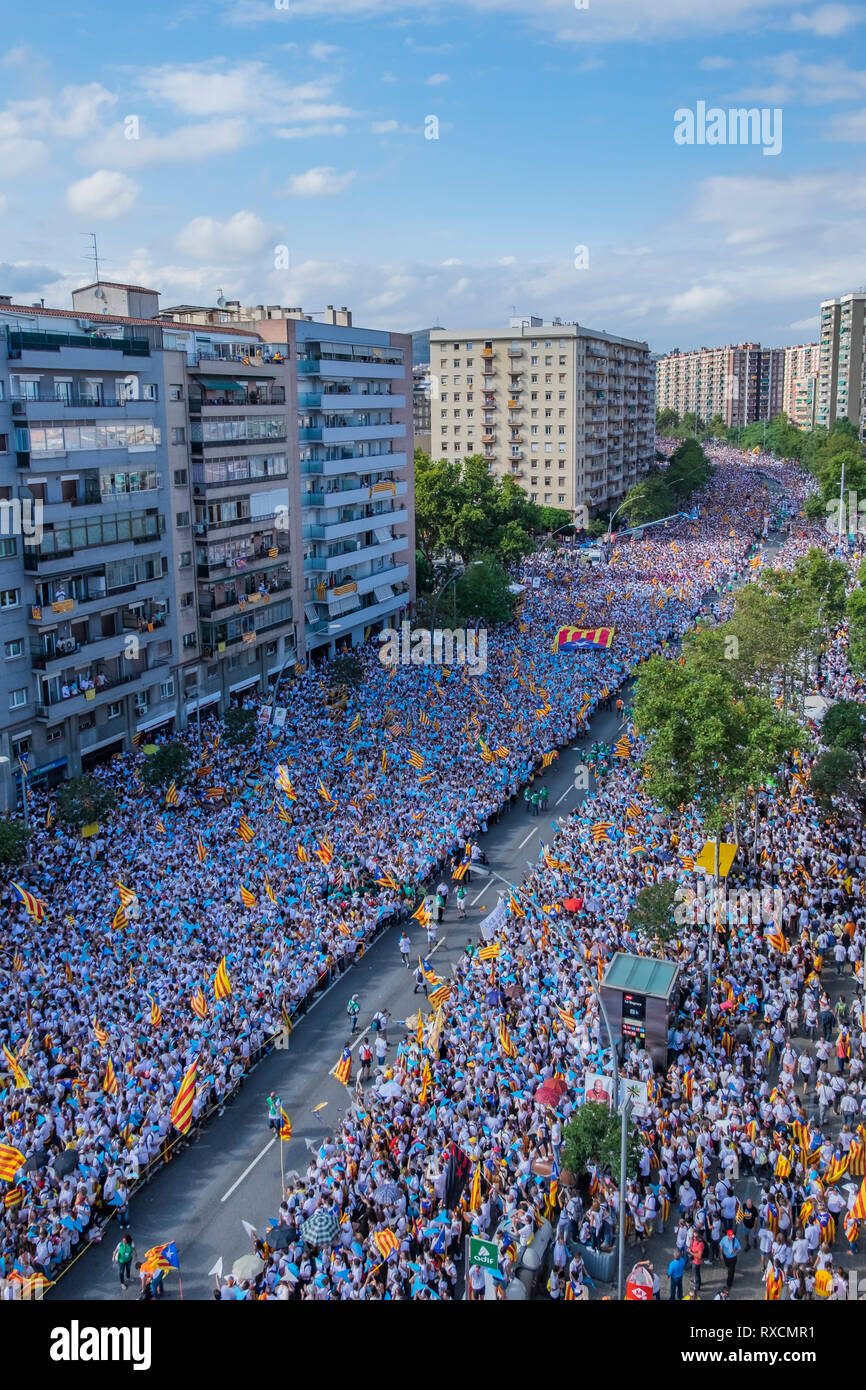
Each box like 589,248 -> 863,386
52,691 -> 630,1300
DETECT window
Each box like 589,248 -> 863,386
142,383 -> 158,401
12,737 -> 30,760
171,427 -> 186,445
0,435 -> 7,453
160,677 -> 175,701
0,538 -> 15,558
108,702 -> 122,719
0,589 -> 20,609
180,591 -> 194,609
179,551 -> 192,569
183,632 -> 198,649
170,385 -> 184,402
9,687 -> 27,709
176,511 -> 190,528
174,469 -> 188,486
78,714 -> 95,731
46,726 -> 63,744
4,639 -> 24,659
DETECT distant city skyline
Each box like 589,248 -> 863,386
1,2 -> 866,351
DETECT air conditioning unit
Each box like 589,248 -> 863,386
11,402 -> 24,416
76,319 -> 91,332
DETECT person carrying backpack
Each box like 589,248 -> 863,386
346,994 -> 360,1033
359,1040 -> 373,1079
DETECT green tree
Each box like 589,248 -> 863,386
222,708 -> 257,749
628,880 -> 679,944
847,570 -> 866,674
141,742 -> 192,789
822,700 -> 866,764
622,469 -> 673,526
453,560 -> 516,626
0,819 -> 31,866
810,748 -> 860,812
656,407 -> 680,434
563,1102 -> 640,1185
56,775 -> 117,829
706,413 -> 727,440
331,654 -> 364,688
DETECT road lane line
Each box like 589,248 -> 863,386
555,785 -> 572,806
470,883 -> 492,905
220,1137 -> 276,1202
517,828 -> 536,848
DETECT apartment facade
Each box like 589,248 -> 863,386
782,343 -> 819,430
430,317 -> 655,517
0,284 -> 413,804
816,293 -> 866,437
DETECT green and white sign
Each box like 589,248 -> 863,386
468,1236 -> 500,1273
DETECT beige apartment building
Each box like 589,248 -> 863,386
816,293 -> 866,436
430,317 -> 655,518
781,343 -> 819,430
655,343 -> 786,429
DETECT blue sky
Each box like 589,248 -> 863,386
1,0 -> 866,351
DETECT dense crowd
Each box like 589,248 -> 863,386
3,446 -> 864,1300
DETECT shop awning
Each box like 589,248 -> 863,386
229,676 -> 261,694
135,713 -> 176,733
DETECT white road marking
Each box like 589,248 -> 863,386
555,785 -> 572,806
518,828 -> 536,848
220,1137 -> 276,1203
470,883 -> 492,905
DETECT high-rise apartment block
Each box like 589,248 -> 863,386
430,317 -> 655,516
781,343 -> 819,430
655,343 -> 786,428
0,283 -> 413,802
816,293 -> 866,436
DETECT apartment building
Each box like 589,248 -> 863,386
782,343 -> 819,430
0,283 -> 413,804
430,317 -> 655,516
412,364 -> 432,454
816,293 -> 866,437
655,343 -> 768,428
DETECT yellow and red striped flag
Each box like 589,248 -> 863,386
0,1143 -> 24,1182
334,1047 -> 352,1085
2,1044 -> 30,1090
148,994 -> 162,1027
165,781 -> 179,807
279,1108 -> 292,1141
93,1019 -> 108,1047
112,904 -> 128,931
468,1164 -> 482,1211
196,837 -> 207,864
10,883 -> 47,921
103,1056 -> 119,1096
170,1059 -> 198,1134
297,843 -> 309,864
190,988 -> 207,1021
240,886 -> 256,907
237,816 -> 255,844
265,877 -> 278,906
498,1019 -> 516,1058
214,956 -> 232,1000
373,1229 -> 400,1259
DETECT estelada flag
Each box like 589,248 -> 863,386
334,1048 -> 352,1086
0,1143 -> 24,1182
552,626 -> 614,653
214,956 -> 232,1000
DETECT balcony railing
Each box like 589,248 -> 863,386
7,331 -> 150,357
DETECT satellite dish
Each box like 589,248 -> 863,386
216,289 -> 226,308
94,287 -> 107,301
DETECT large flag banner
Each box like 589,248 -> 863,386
552,626 -> 615,653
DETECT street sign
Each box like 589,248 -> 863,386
620,1078 -> 649,1118
468,1236 -> 500,1273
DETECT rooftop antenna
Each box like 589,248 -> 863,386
81,232 -> 108,299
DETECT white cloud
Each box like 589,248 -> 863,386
310,41 -> 342,59
85,118 -> 250,168
0,195 -> 9,215
285,166 -> 356,197
426,73 -> 450,85
791,4 -> 861,36
0,127 -> 47,177
667,284 -> 731,317
66,169 -> 140,219
139,62 -> 354,126
275,123 -> 348,139
371,119 -> 399,134
175,210 -> 276,262
734,52 -> 866,104
827,107 -> 866,139
699,55 -> 733,69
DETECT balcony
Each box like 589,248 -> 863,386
508,399 -> 521,409
507,348 -> 523,358
482,433 -> 495,444
297,358 -> 405,381
34,668 -> 151,721
11,393 -> 156,416
7,330 -> 149,358
300,453 -> 407,478
481,348 -> 494,358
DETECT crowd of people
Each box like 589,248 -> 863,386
2,444 -> 864,1301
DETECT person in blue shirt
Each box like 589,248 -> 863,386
667,1251 -> 686,1300
719,1229 -> 741,1289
